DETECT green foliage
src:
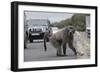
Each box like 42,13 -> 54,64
50,18 -> 72,29
50,14 -> 89,31
71,14 -> 86,31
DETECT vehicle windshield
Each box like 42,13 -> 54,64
29,24 -> 48,27
28,19 -> 50,27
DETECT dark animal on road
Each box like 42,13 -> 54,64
44,26 -> 77,56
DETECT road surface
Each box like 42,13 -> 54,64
24,37 -> 90,62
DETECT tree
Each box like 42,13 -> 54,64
50,14 -> 89,31
71,14 -> 86,31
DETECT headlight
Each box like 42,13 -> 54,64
46,28 -> 48,31
40,29 -> 42,32
29,29 -> 31,32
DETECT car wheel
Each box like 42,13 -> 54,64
24,41 -> 27,49
29,38 -> 33,43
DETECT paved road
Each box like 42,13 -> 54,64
24,39 -> 89,62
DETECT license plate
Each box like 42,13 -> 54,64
31,33 -> 40,35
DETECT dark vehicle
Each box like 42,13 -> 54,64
86,16 -> 90,38
27,19 -> 52,43
24,21 -> 28,49
86,27 -> 90,38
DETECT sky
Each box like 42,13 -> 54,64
24,11 -> 74,23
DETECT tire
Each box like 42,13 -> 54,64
29,34 -> 33,43
29,38 -> 33,43
24,41 -> 27,49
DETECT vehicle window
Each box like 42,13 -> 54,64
29,24 -> 48,26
